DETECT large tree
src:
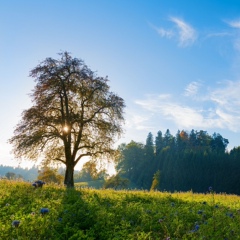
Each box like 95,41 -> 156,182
9,52 -> 125,187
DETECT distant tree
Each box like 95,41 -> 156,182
155,131 -> 163,156
175,130 -> 188,151
196,130 -> 211,151
116,141 -> 145,188
189,129 -> 197,148
211,132 -> 229,153
140,132 -> 155,189
145,132 -> 154,157
74,168 -> 92,182
150,170 -> 160,191
5,172 -> 16,180
74,161 -> 107,182
37,166 -> 64,184
103,174 -> 129,189
9,52 -> 125,187
163,129 -> 174,148
0,165 -> 38,181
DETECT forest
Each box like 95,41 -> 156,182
116,129 -> 240,195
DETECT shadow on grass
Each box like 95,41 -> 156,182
0,180 -> 98,239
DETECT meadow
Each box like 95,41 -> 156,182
0,180 -> 240,239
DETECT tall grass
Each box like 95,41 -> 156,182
0,180 -> 239,239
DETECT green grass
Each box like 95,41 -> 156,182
75,180 -> 104,189
0,180 -> 240,239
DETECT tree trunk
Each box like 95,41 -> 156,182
64,164 -> 74,187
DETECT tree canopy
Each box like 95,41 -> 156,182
9,52 -> 125,187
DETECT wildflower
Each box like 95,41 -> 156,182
5,203 -> 10,206
202,201 -> 207,205
30,212 -> 35,216
158,219 -> 164,223
32,180 -> 45,188
197,210 -> 203,214
226,212 -> 234,218
171,202 -> 175,207
190,224 -> 200,233
208,186 -> 213,192
195,224 -> 200,231
12,220 -> 20,228
40,208 -> 49,214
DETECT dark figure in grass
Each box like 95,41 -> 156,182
32,180 -> 45,188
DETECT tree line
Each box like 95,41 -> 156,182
0,165 -> 38,181
116,129 -> 240,194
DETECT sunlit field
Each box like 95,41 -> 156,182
0,180 -> 240,239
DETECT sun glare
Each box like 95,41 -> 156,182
63,126 -> 69,132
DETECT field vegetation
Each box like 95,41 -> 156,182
0,180 -> 240,239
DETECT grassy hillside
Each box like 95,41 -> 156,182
0,180 -> 240,239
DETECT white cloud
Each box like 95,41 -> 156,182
156,28 -> 174,39
184,81 -> 202,97
124,106 -> 154,131
151,17 -> 197,47
224,19 -> 240,51
132,80 -> 240,133
210,80 -> 240,115
232,37 -> 240,51
205,32 -> 232,38
226,19 -> 240,29
169,17 -> 197,47
135,95 -> 220,129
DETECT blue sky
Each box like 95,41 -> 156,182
1,0 -> 240,169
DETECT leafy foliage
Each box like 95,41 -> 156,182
37,166 -> 64,184
103,174 -> 129,189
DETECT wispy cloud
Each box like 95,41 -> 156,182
210,81 -> 240,122
226,19 -> 240,29
152,16 -> 240,50
130,80 -> 240,133
151,16 -> 197,47
125,113 -> 152,130
148,22 -> 174,39
224,18 -> 240,51
169,17 -> 197,47
205,32 -> 232,39
184,81 -> 202,97
135,94 -> 220,129
155,28 -> 174,39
